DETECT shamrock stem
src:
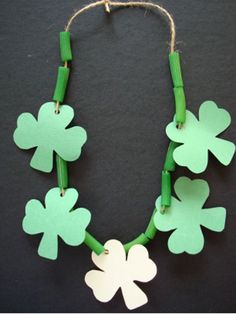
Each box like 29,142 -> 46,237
30,146 -> 53,172
121,281 -> 148,310
38,232 -> 58,260
200,207 -> 226,232
209,137 -> 235,166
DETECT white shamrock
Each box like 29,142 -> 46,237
85,239 -> 157,310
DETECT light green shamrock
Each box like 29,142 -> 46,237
13,102 -> 87,172
154,177 -> 226,255
22,187 -> 91,260
166,101 -> 235,173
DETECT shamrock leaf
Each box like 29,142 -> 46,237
154,177 -> 226,254
85,239 -> 157,310
166,101 -> 235,173
23,187 -> 91,260
13,102 -> 87,172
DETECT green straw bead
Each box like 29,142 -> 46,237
161,170 -> 171,208
169,52 -> 184,88
124,233 -> 150,252
60,32 -> 73,62
144,208 -> 157,240
164,141 -> 179,172
84,232 -> 105,255
56,155 -> 68,189
174,87 -> 186,124
53,66 -> 70,103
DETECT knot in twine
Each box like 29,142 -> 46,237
104,0 -> 111,13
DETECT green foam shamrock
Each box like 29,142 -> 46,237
166,101 -> 235,173
154,177 -> 226,255
22,187 -> 91,260
13,102 -> 87,172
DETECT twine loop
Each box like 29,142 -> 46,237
65,1 -> 176,53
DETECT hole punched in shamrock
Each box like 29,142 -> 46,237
22,187 -> 91,260
154,176 -> 226,255
166,101 -> 235,174
13,102 -> 87,173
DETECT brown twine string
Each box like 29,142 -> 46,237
55,0 -> 176,114
65,0 -> 176,53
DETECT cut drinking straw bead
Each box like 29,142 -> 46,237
161,170 -> 171,208
169,52 -> 186,124
173,87 -> 186,124
164,141 -> 179,171
53,66 -> 70,103
124,233 -> 150,252
169,52 -> 184,88
84,232 -> 105,255
145,208 -> 157,239
60,32 -> 73,62
56,155 -> 68,190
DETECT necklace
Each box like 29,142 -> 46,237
13,1 -> 235,310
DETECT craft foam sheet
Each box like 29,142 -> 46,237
154,177 -> 226,254
166,101 -> 235,173
85,240 -> 157,310
13,102 -> 87,172
23,187 -> 91,260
